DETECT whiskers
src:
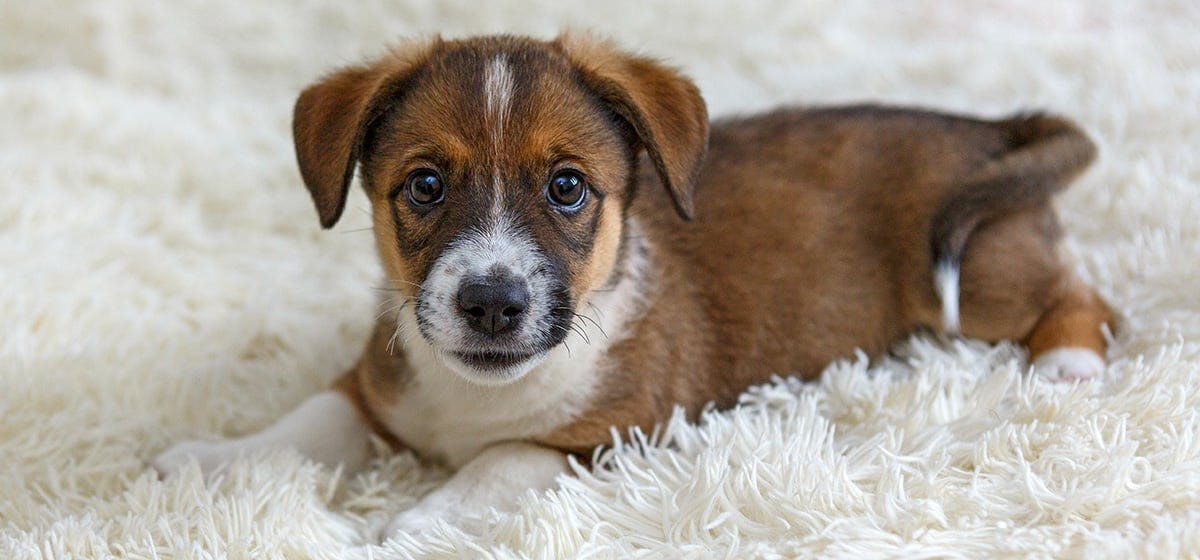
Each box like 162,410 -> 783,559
552,306 -> 607,346
550,324 -> 574,357
373,278 -> 426,293
374,290 -> 417,356
339,226 -> 374,234
572,310 -> 607,339
374,293 -> 412,320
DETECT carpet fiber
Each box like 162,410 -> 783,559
3,1 -> 1199,558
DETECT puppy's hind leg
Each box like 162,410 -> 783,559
152,371 -> 373,480
927,112 -> 1110,381
939,210 -> 1114,383
1025,278 -> 1113,382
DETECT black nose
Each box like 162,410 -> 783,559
457,275 -> 530,336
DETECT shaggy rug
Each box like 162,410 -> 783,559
3,1 -> 1199,558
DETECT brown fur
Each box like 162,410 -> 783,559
292,35 -> 1113,458
536,107 -> 1109,453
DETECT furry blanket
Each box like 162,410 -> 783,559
3,1 -> 1199,557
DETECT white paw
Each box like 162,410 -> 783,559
381,511 -> 438,541
152,438 -> 243,480
378,499 -> 455,542
1033,347 -> 1106,382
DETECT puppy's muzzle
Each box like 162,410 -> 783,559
456,273 -> 530,336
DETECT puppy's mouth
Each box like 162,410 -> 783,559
439,345 -> 553,386
450,349 -> 541,370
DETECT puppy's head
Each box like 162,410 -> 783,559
292,34 -> 707,385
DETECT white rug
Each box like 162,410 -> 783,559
3,1 -> 1199,557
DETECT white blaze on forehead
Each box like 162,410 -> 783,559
483,54 -> 515,217
483,55 -> 515,147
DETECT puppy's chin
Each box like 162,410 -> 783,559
439,349 -> 549,386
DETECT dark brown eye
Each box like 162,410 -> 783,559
547,170 -> 586,210
406,170 -> 443,206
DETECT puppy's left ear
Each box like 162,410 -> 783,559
556,34 -> 709,220
292,39 -> 437,228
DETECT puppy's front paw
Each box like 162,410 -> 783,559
381,510 -> 438,541
152,439 -> 241,480
378,499 -> 455,542
1033,347 -> 1106,382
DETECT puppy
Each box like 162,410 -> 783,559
154,34 -> 1113,538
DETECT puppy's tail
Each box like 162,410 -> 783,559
931,113 -> 1096,333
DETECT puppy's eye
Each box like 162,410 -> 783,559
406,170 -> 444,206
547,170 -> 587,210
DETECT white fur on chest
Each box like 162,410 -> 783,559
382,236 -> 650,468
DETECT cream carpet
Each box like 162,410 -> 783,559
3,1 -> 1199,558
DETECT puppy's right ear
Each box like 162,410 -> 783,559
292,40 -> 437,228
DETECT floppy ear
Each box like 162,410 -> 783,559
292,40 -> 436,228
556,34 -> 709,220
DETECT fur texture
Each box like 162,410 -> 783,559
2,1 -> 1199,558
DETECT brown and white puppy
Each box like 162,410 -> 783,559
154,34 -> 1114,538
